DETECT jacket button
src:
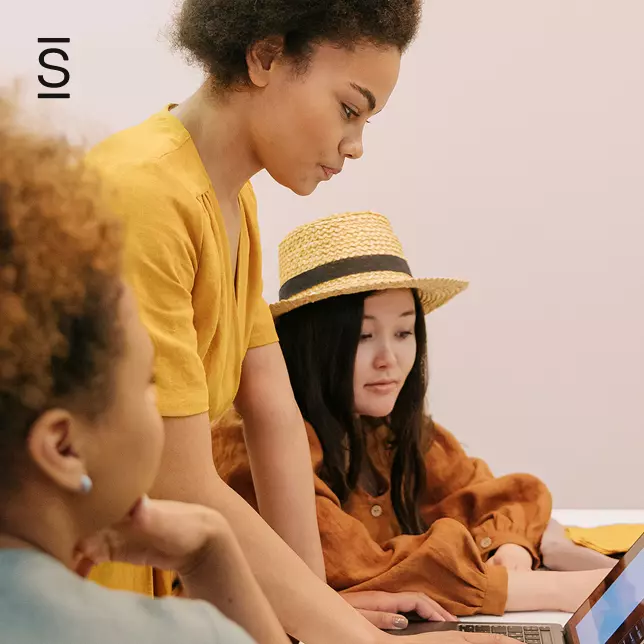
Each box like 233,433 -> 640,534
371,504 -> 383,518
480,537 -> 493,548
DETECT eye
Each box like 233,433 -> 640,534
359,333 -> 373,341
397,331 -> 414,339
342,103 -> 359,120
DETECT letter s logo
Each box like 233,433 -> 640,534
38,48 -> 70,88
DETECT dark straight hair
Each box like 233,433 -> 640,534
276,289 -> 433,535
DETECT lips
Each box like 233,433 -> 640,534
321,165 -> 342,179
365,380 -> 398,394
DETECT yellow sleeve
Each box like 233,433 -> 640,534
104,166 -> 210,417
249,297 -> 278,349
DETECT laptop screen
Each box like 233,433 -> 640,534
565,531 -> 644,644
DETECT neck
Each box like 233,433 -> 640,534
172,81 -> 262,203
0,491 -> 80,570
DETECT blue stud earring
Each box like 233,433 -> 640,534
79,474 -> 93,494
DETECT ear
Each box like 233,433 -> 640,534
26,409 -> 87,493
246,37 -> 285,88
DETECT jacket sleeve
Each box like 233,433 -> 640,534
421,421 -> 553,566
211,411 -> 509,616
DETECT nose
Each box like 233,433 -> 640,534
339,132 -> 364,160
374,340 -> 396,370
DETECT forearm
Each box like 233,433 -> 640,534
540,519 -> 616,571
506,570 -> 609,613
235,342 -> 326,580
243,410 -> 326,580
153,414 -> 379,644
203,477 -> 376,643
542,542 -> 617,571
181,525 -> 289,644
506,571 -> 558,612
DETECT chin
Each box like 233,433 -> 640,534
356,399 -> 397,419
287,179 -> 318,197
268,168 -> 319,197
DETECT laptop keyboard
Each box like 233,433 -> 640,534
620,617 -> 644,644
458,624 -> 550,643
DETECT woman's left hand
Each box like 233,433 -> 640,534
488,543 -> 533,571
342,589 -> 456,631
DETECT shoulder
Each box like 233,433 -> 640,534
0,552 -> 251,643
87,113 -> 208,232
424,417 -> 466,458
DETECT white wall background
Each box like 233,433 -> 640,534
2,1 -> 643,508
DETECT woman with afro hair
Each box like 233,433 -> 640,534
83,1 -> 487,642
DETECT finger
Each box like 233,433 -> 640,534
435,603 -> 458,622
411,598 -> 448,622
391,593 -> 455,623
74,556 -> 95,578
415,595 -> 456,622
127,494 -> 152,527
358,609 -> 409,631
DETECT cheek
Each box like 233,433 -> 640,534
93,392 -> 164,501
278,84 -> 340,149
353,344 -> 371,390
399,340 -> 417,379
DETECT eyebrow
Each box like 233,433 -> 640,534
350,82 -> 376,112
363,311 -> 415,320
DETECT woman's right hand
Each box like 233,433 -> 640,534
74,496 -> 234,577
343,589 -> 456,631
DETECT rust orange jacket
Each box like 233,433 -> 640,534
212,413 -> 552,616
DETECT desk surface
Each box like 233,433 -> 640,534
462,509 -> 644,626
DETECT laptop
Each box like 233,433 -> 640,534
391,530 -> 644,644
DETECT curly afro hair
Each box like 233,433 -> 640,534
171,0 -> 422,89
0,97 -> 123,492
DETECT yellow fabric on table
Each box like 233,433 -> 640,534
565,524 -> 644,555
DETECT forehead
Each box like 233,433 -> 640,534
364,289 -> 415,316
306,42 -> 401,108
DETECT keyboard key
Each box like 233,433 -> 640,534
493,626 -> 509,634
475,626 -> 492,632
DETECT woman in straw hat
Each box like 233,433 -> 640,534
212,211 -> 611,620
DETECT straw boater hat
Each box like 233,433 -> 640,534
270,211 -> 468,318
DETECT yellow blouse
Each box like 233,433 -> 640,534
85,105 -> 278,595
